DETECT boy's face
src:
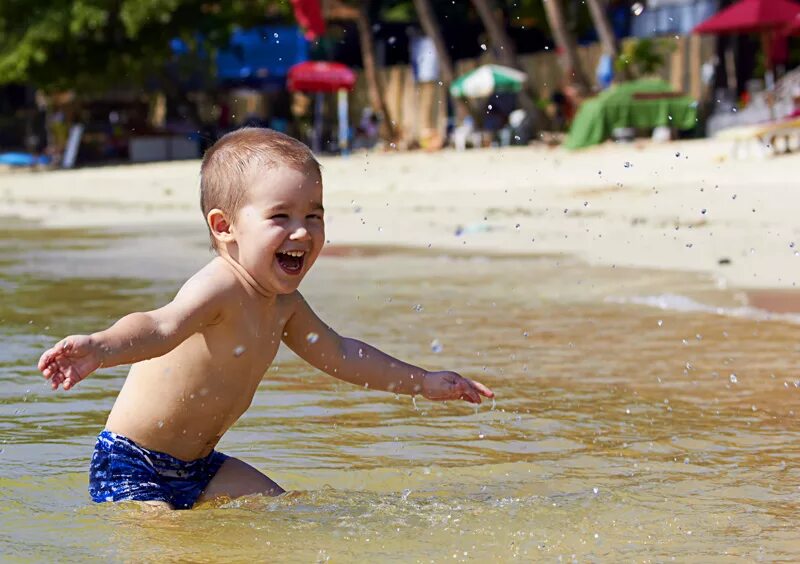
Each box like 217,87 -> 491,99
230,164 -> 324,295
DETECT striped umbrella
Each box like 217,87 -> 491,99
450,64 -> 527,98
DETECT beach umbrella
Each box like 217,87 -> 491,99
785,13 -> 800,34
694,0 -> 800,87
287,61 -> 357,154
450,64 -> 527,99
287,61 -> 356,93
290,0 -> 325,40
693,0 -> 800,34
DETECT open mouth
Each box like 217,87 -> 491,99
276,250 -> 306,275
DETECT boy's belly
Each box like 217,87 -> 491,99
105,358 -> 264,461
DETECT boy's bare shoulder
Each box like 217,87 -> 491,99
180,258 -> 245,302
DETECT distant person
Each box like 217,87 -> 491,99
38,127 -> 493,510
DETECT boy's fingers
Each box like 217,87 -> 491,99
38,349 -> 56,371
461,383 -> 480,404
471,380 -> 494,398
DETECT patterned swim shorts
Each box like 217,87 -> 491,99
88,430 -> 228,509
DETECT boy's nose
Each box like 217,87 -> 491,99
289,226 -> 310,240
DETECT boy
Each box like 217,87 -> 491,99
37,128 -> 493,510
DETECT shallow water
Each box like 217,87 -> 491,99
1,225 -> 799,561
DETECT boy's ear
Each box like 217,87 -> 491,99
207,209 -> 235,244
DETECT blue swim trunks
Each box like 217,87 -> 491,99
88,430 -> 228,509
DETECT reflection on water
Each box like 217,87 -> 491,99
1,225 -> 798,561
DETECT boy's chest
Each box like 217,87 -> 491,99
210,299 -> 291,368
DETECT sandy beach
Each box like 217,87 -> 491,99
1,138 -> 798,292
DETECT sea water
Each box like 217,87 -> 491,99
1,224 -> 798,561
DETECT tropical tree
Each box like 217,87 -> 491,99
355,1 -> 398,142
541,0 -> 592,95
0,2 -> 288,101
411,0 -> 480,122
469,0 -> 538,116
325,0 -> 398,142
585,0 -> 619,60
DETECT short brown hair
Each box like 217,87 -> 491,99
200,127 -> 320,247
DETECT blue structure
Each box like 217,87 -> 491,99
631,0 -> 719,37
216,26 -> 309,87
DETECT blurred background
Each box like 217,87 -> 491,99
1,0 -> 799,167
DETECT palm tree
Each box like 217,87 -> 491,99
542,0 -> 592,95
326,0 -> 397,142
411,0 -> 480,122
355,1 -> 397,142
469,0 -> 537,116
586,0 -> 619,59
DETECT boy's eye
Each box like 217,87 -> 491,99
307,214 -> 323,220
270,214 -> 289,220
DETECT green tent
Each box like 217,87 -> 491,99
564,78 -> 698,150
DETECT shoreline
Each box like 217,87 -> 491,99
1,138 -> 799,298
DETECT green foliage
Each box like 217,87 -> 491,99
615,38 -> 676,79
0,0 -> 292,94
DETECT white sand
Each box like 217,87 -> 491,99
1,139 -> 798,289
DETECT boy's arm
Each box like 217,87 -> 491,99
38,268 -> 229,390
282,292 -> 493,404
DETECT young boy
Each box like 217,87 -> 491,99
38,128 -> 493,510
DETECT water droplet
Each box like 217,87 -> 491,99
701,208 -> 707,214
233,345 -> 246,357
657,320 -> 663,327
157,420 -> 164,428
675,152 -> 681,157
430,339 -> 443,353
624,161 -> 632,168
593,487 -> 599,494
478,433 -> 485,439
388,36 -> 396,45
414,304 -> 424,312
306,332 -> 319,344
515,223 -> 520,230
729,373 -> 738,384
480,43 -> 487,51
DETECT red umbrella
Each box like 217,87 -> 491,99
785,13 -> 800,34
287,62 -> 356,154
287,61 -> 356,93
290,0 -> 325,40
693,0 -> 800,34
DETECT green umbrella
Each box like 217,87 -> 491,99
450,64 -> 527,98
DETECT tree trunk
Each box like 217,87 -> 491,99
586,0 -> 618,58
412,0 -> 480,124
469,0 -> 538,119
470,0 -> 516,67
355,1 -> 397,142
542,0 -> 592,96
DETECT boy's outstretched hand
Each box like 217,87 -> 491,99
422,371 -> 494,404
38,335 -> 103,391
